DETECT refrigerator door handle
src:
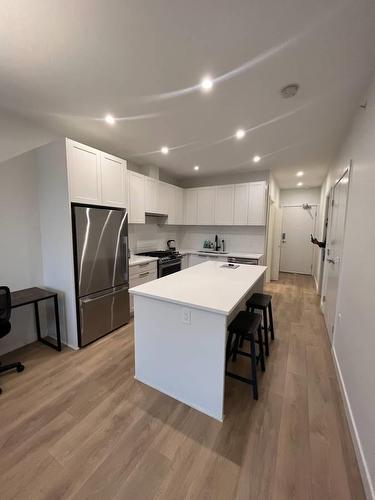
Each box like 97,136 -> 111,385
122,235 -> 129,282
80,286 -> 128,304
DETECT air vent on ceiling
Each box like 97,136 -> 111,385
280,83 -> 299,98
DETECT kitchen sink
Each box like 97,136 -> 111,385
198,250 -> 229,254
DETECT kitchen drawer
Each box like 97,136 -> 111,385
129,270 -> 157,313
129,261 -> 157,278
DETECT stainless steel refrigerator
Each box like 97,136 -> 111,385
72,205 -> 129,347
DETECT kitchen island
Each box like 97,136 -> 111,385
130,261 -> 267,421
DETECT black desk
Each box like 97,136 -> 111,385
10,287 -> 61,351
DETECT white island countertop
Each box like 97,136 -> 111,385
130,260 -> 266,316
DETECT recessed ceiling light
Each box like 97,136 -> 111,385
253,155 -> 261,163
236,129 -> 246,140
297,182 -> 303,187
201,76 -> 213,92
296,171 -> 304,177
193,165 -> 200,171
161,146 -> 169,155
105,114 -> 115,125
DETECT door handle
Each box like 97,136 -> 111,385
327,258 -> 335,264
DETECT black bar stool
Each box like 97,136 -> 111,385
246,293 -> 275,357
225,311 -> 265,400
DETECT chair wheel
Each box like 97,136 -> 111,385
17,364 -> 25,373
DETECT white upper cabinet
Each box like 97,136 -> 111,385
247,181 -> 266,225
215,185 -> 234,225
166,184 -> 176,224
184,189 -> 198,225
100,152 -> 127,208
66,139 -> 101,204
157,181 -> 169,215
144,177 -> 158,213
129,171 -> 145,223
175,187 -> 184,225
233,183 -> 249,225
197,187 -> 215,225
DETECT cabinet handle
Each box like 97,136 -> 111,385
139,263 -> 149,267
139,272 -> 150,277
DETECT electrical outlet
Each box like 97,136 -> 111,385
182,308 -> 191,325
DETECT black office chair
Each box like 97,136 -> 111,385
0,286 -> 24,394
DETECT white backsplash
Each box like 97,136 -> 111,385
179,226 -> 265,253
129,222 -> 265,255
128,219 -> 180,254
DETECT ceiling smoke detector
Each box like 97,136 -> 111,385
280,83 -> 299,98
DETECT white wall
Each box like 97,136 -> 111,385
180,170 -> 267,188
0,151 -> 43,354
0,107 -> 55,164
280,187 -> 321,206
321,76 -> 375,499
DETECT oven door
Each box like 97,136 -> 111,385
158,259 -> 182,278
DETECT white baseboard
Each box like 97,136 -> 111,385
331,347 -> 374,500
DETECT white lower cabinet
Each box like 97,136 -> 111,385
129,261 -> 157,314
188,254 -> 208,266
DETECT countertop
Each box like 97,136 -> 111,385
130,260 -> 267,315
129,255 -> 158,267
179,249 -> 264,260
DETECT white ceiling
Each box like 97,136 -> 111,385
1,0 -> 375,188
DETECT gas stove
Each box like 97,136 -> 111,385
136,250 -> 182,277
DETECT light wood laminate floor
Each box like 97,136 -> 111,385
0,273 -> 365,499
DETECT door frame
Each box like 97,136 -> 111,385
279,203 -> 318,275
321,162 -> 352,342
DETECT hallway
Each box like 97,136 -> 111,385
0,273 -> 364,499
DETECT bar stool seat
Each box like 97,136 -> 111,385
226,311 -> 265,400
246,293 -> 275,357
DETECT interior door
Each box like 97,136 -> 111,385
280,205 -> 317,274
324,169 -> 350,342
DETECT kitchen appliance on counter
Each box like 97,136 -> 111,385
167,240 -> 176,252
72,205 -> 130,347
136,249 -> 182,277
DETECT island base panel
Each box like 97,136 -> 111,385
133,295 -> 227,421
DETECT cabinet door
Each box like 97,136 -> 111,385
197,187 -> 215,225
166,184 -> 176,224
184,189 -> 198,225
233,183 -> 249,225
129,270 -> 158,312
66,139 -> 101,204
215,185 -> 234,225
157,181 -> 169,215
175,187 -> 184,225
129,171 -> 145,223
189,254 -> 208,266
144,177 -> 158,213
100,152 -> 126,208
248,181 -> 266,225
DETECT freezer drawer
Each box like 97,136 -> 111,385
79,285 -> 130,346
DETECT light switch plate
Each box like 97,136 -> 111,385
182,308 -> 191,325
